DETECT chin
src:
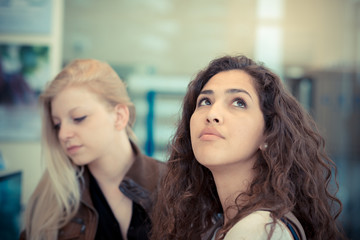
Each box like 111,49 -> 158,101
196,158 -> 224,168
71,157 -> 92,167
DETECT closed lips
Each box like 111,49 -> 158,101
199,128 -> 224,138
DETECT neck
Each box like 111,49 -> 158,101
88,135 -> 134,188
210,161 -> 255,225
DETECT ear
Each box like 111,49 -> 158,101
114,104 -> 129,131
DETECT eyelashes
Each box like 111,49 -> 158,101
196,97 -> 247,108
197,97 -> 211,107
52,116 -> 87,131
74,116 -> 87,123
232,98 -> 247,108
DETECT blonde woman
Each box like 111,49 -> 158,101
20,59 -> 164,240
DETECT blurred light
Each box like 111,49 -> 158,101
257,0 -> 284,20
255,25 -> 283,76
255,0 -> 284,77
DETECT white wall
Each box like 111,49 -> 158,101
63,0 -> 359,75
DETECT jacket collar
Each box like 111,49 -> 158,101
79,140 -> 163,208
124,140 -> 160,192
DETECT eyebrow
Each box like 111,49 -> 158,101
199,88 -> 253,100
51,106 -> 82,119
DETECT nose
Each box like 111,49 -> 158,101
206,104 -> 223,124
58,123 -> 74,141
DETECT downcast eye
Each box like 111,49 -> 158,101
74,116 -> 87,123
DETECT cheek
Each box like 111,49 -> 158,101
249,122 -> 265,147
233,120 -> 263,143
189,114 -> 198,140
59,141 -> 66,151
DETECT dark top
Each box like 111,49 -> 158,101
19,141 -> 165,240
89,173 -> 151,240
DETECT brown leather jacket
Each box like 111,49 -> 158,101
20,143 -> 165,240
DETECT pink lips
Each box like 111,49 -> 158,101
66,145 -> 82,155
199,128 -> 224,141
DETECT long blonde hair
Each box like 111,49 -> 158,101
24,59 -> 136,240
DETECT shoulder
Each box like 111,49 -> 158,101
125,142 -> 166,191
224,211 -> 293,240
129,140 -> 166,173
128,153 -> 165,181
142,154 -> 166,170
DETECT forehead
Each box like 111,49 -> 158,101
51,86 -> 102,112
202,70 -> 257,93
54,86 -> 98,101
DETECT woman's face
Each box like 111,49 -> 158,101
51,86 -> 118,166
190,70 -> 265,170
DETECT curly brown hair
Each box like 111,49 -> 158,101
150,55 -> 345,240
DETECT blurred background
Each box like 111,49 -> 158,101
0,0 -> 359,239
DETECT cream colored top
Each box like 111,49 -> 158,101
223,211 -> 294,240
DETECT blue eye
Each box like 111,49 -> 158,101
74,116 -> 87,123
232,98 -> 246,108
198,98 -> 211,107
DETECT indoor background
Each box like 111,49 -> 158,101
0,0 -> 359,239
